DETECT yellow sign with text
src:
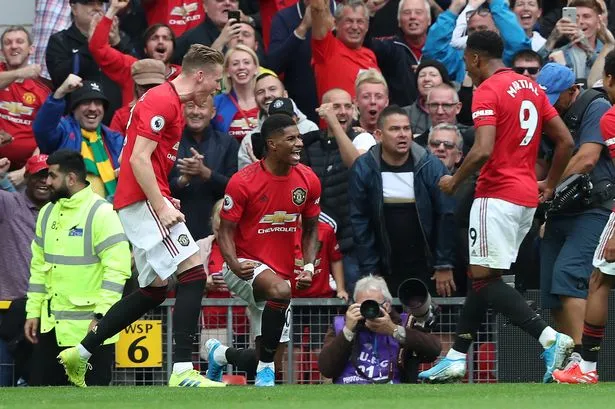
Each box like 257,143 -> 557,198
115,320 -> 162,368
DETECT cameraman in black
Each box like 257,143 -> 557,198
537,63 -> 615,358
318,275 -> 441,384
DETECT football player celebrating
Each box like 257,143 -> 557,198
553,49 -> 615,384
212,114 -> 321,386
58,44 -> 226,388
419,30 -> 575,383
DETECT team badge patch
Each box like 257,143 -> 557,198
272,100 -> 284,109
150,115 -> 165,132
292,187 -> 307,206
177,234 -> 190,247
223,194 -> 234,211
22,92 -> 36,105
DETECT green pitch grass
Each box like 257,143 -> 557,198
1,383 -> 614,409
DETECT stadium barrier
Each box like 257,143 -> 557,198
1,297 -> 499,386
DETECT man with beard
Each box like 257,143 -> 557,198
170,96 -> 239,240
46,0 -> 135,125
33,74 -> 124,202
0,26 -> 51,189
89,0 -> 181,107
238,73 -> 318,169
303,88 -> 372,293
0,155 -> 51,386
24,149 -> 131,386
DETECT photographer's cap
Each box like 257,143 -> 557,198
536,63 -> 575,106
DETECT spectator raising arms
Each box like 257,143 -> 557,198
89,0 -> 181,107
46,0 -> 135,125
311,0 -> 380,102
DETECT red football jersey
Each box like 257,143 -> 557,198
601,105 -> 615,159
293,220 -> 342,298
472,68 -> 558,207
114,82 -> 183,210
221,161 -> 321,280
143,0 -> 205,37
0,63 -> 50,170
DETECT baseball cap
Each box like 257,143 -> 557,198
536,63 -> 576,106
25,154 -> 49,175
131,59 -> 166,86
69,81 -> 109,112
268,97 -> 295,118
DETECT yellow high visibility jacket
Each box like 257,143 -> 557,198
25,186 -> 131,346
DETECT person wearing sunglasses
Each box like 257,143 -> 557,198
511,49 -> 543,81
427,123 -> 463,173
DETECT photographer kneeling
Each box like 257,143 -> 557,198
318,275 -> 441,384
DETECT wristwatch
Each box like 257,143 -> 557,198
392,325 -> 406,342
94,313 -> 104,321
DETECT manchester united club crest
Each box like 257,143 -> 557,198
22,92 -> 36,105
292,187 -> 306,206
177,234 -> 190,247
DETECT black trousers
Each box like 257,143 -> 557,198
29,329 -> 114,386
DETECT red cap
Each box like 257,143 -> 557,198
25,154 -> 49,175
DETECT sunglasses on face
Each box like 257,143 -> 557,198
429,139 -> 457,150
427,102 -> 458,112
512,66 -> 540,75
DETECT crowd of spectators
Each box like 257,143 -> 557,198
1,0 -> 615,386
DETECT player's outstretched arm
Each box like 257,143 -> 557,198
448,125 -> 496,191
541,116 -> 574,195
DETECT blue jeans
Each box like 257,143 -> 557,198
343,252 -> 362,298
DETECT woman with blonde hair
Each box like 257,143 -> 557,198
211,45 -> 260,142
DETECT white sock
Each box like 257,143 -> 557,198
446,349 -> 466,360
580,359 -> 597,373
538,326 -> 558,349
77,344 -> 92,359
213,345 -> 229,365
173,362 -> 193,374
256,361 -> 275,372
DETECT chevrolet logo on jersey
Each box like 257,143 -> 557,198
170,2 -> 199,16
0,101 -> 34,117
260,211 -> 298,225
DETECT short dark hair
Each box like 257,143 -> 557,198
255,72 -> 279,84
1,25 -> 32,46
47,149 -> 87,183
261,114 -> 296,141
512,49 -> 543,67
466,30 -> 503,60
143,23 -> 175,49
605,49 -> 615,79
376,105 -> 409,130
567,0 -> 604,14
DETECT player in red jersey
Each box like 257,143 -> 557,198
419,30 -> 576,383
205,114 -> 321,387
554,49 -> 615,384
58,44 -> 226,388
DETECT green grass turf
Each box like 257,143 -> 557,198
1,383 -> 614,409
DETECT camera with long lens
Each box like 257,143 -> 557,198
359,299 -> 384,319
398,278 -> 437,328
